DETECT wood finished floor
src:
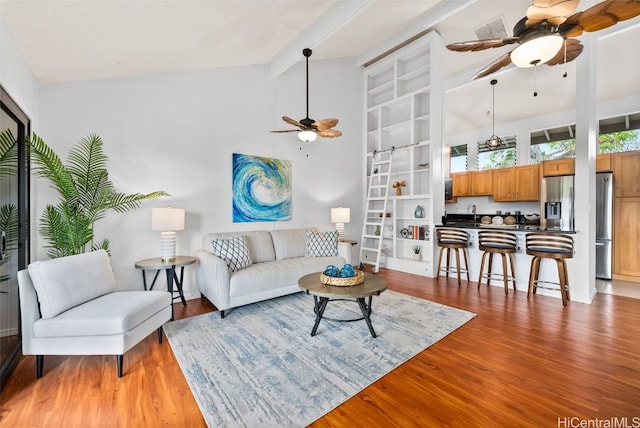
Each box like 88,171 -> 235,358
1,269 -> 639,427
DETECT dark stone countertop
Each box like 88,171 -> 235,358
435,223 -> 576,234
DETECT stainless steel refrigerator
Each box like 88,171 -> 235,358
596,172 -> 613,279
540,175 -> 575,231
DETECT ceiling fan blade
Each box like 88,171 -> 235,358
561,0 -> 640,37
446,37 -> 519,52
269,129 -> 298,133
317,129 -> 342,138
472,52 -> 513,80
282,116 -> 304,129
526,0 -> 580,26
544,38 -> 584,65
313,118 -> 339,131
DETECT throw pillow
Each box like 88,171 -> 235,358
211,236 -> 252,272
306,230 -> 339,257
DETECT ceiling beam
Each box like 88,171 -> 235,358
356,0 -> 478,67
270,0 -> 373,78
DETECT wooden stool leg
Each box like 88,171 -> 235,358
487,252 -> 494,285
501,253 -> 508,295
454,248 -> 462,285
532,257 -> 542,295
562,259 -> 571,302
462,248 -> 470,282
436,247 -> 444,283
527,256 -> 539,300
556,258 -> 568,307
477,251 -> 488,289
445,248 -> 451,278
509,253 -> 517,291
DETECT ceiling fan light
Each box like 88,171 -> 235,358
298,130 -> 317,143
511,34 -> 563,68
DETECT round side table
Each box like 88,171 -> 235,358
135,256 -> 197,319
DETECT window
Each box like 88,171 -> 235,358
598,113 -> 640,154
530,125 -> 575,163
530,112 -> 640,162
450,144 -> 467,173
477,135 -> 516,170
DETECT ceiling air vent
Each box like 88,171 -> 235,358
474,16 -> 508,40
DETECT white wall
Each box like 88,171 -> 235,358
34,58 -> 363,298
0,20 -> 38,126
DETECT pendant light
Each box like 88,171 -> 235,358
485,79 -> 502,151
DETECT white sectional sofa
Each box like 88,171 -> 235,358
195,228 -> 353,317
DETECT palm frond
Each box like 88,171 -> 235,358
67,134 -> 110,196
107,191 -> 171,214
29,134 -> 78,201
0,129 -> 19,177
40,204 -> 93,257
91,238 -> 111,256
0,204 -> 19,252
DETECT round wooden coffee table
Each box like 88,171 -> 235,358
298,272 -> 387,338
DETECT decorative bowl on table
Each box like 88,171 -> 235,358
524,214 -> 540,221
320,270 -> 364,286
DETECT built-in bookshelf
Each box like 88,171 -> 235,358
363,31 -> 445,277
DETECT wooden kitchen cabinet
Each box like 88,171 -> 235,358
451,172 -> 471,197
493,165 -> 539,201
541,158 -> 575,176
492,167 -> 515,201
613,151 -> 640,197
451,170 -> 492,197
614,197 -> 640,279
596,153 -> 612,172
471,170 -> 493,195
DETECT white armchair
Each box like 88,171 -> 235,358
18,250 -> 172,378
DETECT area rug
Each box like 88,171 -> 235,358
163,290 -> 476,427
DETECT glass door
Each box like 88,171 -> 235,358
0,86 -> 30,390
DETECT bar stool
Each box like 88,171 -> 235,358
526,232 -> 574,307
436,228 -> 470,285
477,230 -> 517,295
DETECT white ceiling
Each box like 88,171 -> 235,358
2,0 -> 639,135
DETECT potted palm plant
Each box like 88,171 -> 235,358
29,133 -> 169,258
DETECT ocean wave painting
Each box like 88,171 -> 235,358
232,153 -> 292,222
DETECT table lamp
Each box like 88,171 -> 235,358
331,207 -> 350,241
151,207 -> 185,262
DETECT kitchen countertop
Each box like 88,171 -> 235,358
436,223 -> 576,234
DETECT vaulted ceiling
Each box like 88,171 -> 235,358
1,0 -> 638,135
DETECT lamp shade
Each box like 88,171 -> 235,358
331,207 -> 350,224
151,207 -> 185,231
511,34 -> 563,68
298,130 -> 317,143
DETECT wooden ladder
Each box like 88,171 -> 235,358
359,148 -> 394,273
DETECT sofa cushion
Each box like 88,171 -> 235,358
205,231 -> 275,263
270,228 -> 310,260
211,235 -> 252,272
27,250 -> 116,319
306,229 -> 339,257
228,255 -> 346,299
32,291 -> 170,337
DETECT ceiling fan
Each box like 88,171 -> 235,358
270,48 -> 342,142
447,0 -> 640,80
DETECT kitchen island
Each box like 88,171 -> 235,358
435,218 -> 576,302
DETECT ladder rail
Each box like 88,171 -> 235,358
359,148 -> 394,273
